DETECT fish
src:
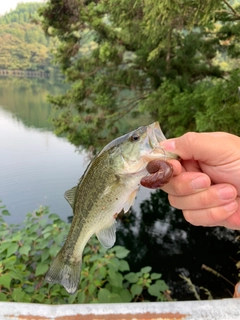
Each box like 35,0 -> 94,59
45,121 -> 178,294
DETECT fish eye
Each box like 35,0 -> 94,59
129,134 -> 140,142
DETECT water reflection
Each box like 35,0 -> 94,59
116,190 -> 239,300
0,77 -> 64,130
0,77 -> 239,301
0,77 -> 86,224
0,77 -> 150,225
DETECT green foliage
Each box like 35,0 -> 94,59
0,3 -> 56,72
0,3 -> 43,24
39,0 -> 240,149
0,202 -> 169,304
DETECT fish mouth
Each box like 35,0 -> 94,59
148,122 -> 167,146
144,122 -> 178,161
147,122 -> 167,160
121,122 -> 177,176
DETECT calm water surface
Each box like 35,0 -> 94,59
0,78 -> 87,224
0,77 -> 239,301
0,77 -> 149,224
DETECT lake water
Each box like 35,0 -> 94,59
0,77 -> 239,301
0,77 -> 150,225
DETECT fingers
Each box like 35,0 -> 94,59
166,159 -> 182,176
158,132 -> 240,230
161,132 -> 240,164
160,169 -> 240,229
161,171 -> 211,196
220,199 -> 240,229
182,198 -> 239,229
168,184 -> 237,211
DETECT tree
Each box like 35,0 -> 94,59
39,0 -> 240,149
0,3 -> 57,72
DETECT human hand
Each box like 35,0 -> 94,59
160,132 -> 240,230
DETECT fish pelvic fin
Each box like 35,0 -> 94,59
96,219 -> 117,248
45,253 -> 82,294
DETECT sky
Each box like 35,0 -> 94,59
0,0 -> 44,16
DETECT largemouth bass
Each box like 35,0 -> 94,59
45,122 -> 177,294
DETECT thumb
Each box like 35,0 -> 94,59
161,132 -> 235,164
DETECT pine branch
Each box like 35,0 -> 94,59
179,274 -> 201,300
216,0 -> 240,19
202,264 -> 235,287
223,0 -> 238,15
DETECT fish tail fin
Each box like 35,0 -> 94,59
45,252 -> 82,294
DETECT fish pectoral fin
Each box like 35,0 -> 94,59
64,186 -> 77,208
96,220 -> 117,249
123,188 -> 138,213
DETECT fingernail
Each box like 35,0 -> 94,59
224,201 -> 238,213
191,176 -> 209,190
217,186 -> 235,200
161,140 -> 176,151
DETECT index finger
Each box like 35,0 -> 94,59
167,159 -> 183,176
161,132 -> 239,164
161,171 -> 211,196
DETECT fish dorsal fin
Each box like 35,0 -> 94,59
96,219 -> 117,248
64,186 -> 77,209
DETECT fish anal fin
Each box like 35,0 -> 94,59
64,186 -> 77,209
123,188 -> 138,213
96,220 -> 117,248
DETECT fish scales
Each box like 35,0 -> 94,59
62,152 -> 118,257
73,155 -> 122,231
45,122 -> 178,294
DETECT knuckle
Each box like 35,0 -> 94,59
171,172 -> 194,196
168,194 -> 177,208
198,192 -> 210,207
182,132 -> 198,149
183,210 -> 199,226
205,207 -> 221,224
171,175 -> 187,195
168,194 -> 182,210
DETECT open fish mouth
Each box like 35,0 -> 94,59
143,122 -> 178,161
147,122 -> 167,147
146,122 -> 167,160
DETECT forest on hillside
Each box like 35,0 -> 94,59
0,3 -> 55,72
